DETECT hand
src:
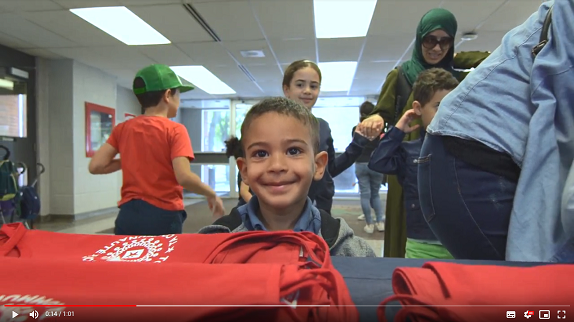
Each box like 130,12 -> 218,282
358,114 -> 384,139
395,110 -> 420,134
354,123 -> 378,141
208,196 -> 225,220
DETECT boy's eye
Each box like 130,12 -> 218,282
253,150 -> 268,158
287,147 -> 302,155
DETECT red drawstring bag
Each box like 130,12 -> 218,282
0,256 -> 358,322
378,262 -> 574,322
0,223 -> 330,267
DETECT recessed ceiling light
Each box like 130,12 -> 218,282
317,61 -> 358,92
461,32 -> 478,41
314,0 -> 377,39
170,66 -> 236,95
70,6 -> 170,46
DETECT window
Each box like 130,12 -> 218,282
201,109 -> 231,152
179,99 -> 232,152
311,97 -> 365,151
235,101 -> 258,138
187,164 -> 231,195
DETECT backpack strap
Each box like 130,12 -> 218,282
318,209 -> 340,248
212,206 -> 243,231
532,5 -> 553,57
392,65 -> 413,125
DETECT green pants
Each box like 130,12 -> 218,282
405,238 -> 454,259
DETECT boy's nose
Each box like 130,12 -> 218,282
267,154 -> 287,172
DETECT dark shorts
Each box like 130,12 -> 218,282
114,199 -> 188,236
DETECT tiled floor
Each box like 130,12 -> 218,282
31,198 -> 385,257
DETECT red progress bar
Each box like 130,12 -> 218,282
5,305 -> 136,307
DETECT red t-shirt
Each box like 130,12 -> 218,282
107,116 -> 194,211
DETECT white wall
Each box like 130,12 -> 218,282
36,58 -> 141,217
46,59 -> 75,215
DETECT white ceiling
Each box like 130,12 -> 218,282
0,0 -> 543,100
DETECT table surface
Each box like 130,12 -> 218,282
331,257 -> 546,322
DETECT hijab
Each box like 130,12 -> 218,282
401,8 -> 458,85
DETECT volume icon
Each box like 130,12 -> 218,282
29,310 -> 39,319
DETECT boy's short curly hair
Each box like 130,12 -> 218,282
412,68 -> 459,106
240,97 -> 320,154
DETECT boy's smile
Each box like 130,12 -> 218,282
237,112 -> 327,222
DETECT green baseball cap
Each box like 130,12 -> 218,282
133,64 -> 194,95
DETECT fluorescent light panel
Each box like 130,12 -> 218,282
318,62 -> 358,92
70,6 -> 170,45
170,66 -> 236,95
0,79 -> 14,90
313,0 -> 377,39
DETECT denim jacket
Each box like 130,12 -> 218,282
368,127 -> 436,241
427,0 -> 574,262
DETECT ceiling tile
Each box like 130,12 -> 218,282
251,0 -> 314,40
257,82 -> 284,97
0,31 -> 35,49
350,78 -> 384,95
0,0 -> 63,12
192,1 -> 264,41
206,65 -> 264,97
138,45 -> 194,66
19,48 -> 64,59
361,34 -> 414,62
176,42 -> 236,67
130,4 -> 215,43
268,38 -> 316,64
49,46 -> 156,71
455,31 -> 507,52
120,0 -> 182,5
368,0 -> 442,36
317,38 -> 364,62
242,64 -> 283,83
19,10 -> 123,47
0,13 -> 77,47
479,0 -> 542,32
442,0 -> 505,32
52,0 -> 122,9
353,62 -> 396,80
223,40 -> 277,66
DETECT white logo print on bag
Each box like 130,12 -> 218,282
82,234 -> 178,263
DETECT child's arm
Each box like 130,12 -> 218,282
89,124 -> 122,175
89,144 -> 121,174
172,158 -> 217,198
171,125 -> 225,218
172,157 -> 225,218
239,181 -> 252,203
368,127 -> 407,176
323,120 -> 370,178
368,110 -> 420,177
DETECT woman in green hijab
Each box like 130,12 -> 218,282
358,8 -> 489,258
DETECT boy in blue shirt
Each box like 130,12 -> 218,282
199,97 -> 375,257
369,68 -> 458,259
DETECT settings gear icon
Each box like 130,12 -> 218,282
524,311 -> 533,319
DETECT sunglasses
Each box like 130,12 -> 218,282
422,35 -> 453,50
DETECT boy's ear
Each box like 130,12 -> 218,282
412,100 -> 423,116
236,157 -> 248,185
313,151 -> 328,182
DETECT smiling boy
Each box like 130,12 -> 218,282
198,97 -> 375,257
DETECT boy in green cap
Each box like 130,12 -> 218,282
89,64 -> 225,236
